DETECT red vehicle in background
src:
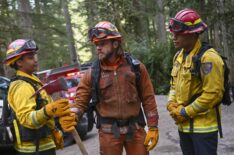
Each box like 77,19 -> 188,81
63,72 -> 82,102
45,64 -> 81,102
36,63 -> 93,146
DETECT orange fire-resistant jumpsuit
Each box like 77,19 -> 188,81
74,55 -> 158,155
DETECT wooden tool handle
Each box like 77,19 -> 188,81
71,130 -> 89,155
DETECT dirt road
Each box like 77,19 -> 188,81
57,95 -> 234,155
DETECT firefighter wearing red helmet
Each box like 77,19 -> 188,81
169,8 -> 207,34
167,9 -> 224,155
73,21 -> 159,154
4,39 -> 76,154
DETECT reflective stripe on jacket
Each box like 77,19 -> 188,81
169,39 -> 224,133
8,70 -> 56,152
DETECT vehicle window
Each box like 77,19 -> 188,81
66,78 -> 80,88
0,88 -> 6,100
0,89 -> 6,119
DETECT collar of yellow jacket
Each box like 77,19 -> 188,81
176,39 -> 202,68
16,70 -> 43,85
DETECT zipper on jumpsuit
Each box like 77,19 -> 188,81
114,70 -> 122,119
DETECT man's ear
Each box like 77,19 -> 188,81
113,40 -> 119,49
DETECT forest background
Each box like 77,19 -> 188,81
0,0 -> 233,94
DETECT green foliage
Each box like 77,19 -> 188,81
0,0 -> 233,92
0,0 -> 71,72
127,39 -> 176,94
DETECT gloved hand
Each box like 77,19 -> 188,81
167,101 -> 178,112
170,105 -> 189,124
59,113 -> 77,132
52,129 -> 64,149
144,127 -> 159,151
44,99 -> 70,117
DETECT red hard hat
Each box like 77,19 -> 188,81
4,39 -> 38,65
169,8 -> 207,34
88,21 -> 122,43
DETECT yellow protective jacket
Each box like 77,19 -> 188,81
8,70 -> 56,153
168,40 -> 224,133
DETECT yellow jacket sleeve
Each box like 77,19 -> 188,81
185,49 -> 225,118
8,80 -> 54,129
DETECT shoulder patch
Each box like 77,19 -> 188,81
201,62 -> 212,75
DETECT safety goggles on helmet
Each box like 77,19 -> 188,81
88,27 -> 120,41
169,18 -> 190,33
14,39 -> 38,55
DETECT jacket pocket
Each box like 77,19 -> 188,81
171,66 -> 179,86
124,71 -> 138,103
99,78 -> 113,101
179,70 -> 192,103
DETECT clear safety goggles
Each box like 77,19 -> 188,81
88,27 -> 119,40
15,39 -> 38,54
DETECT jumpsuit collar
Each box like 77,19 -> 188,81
16,70 -> 43,85
100,55 -> 125,71
176,39 -> 202,68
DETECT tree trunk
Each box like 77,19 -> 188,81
217,0 -> 229,58
34,0 -> 41,13
216,0 -> 234,83
213,23 -> 222,51
132,0 -> 149,41
17,0 -> 33,37
154,0 -> 166,43
61,0 -> 78,64
85,0 -> 97,58
0,0 -> 10,76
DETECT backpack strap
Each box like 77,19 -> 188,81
91,53 -> 146,134
189,42 -> 225,138
124,52 -> 141,99
11,76 -> 46,110
191,42 -> 212,79
90,59 -> 101,109
125,52 -> 146,128
188,42 -> 211,134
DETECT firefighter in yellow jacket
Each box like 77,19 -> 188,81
4,39 -> 77,155
167,9 -> 224,155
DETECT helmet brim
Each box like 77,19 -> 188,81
92,36 -> 122,43
170,22 -> 207,34
4,50 -> 37,65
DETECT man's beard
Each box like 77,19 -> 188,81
99,49 -> 117,61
